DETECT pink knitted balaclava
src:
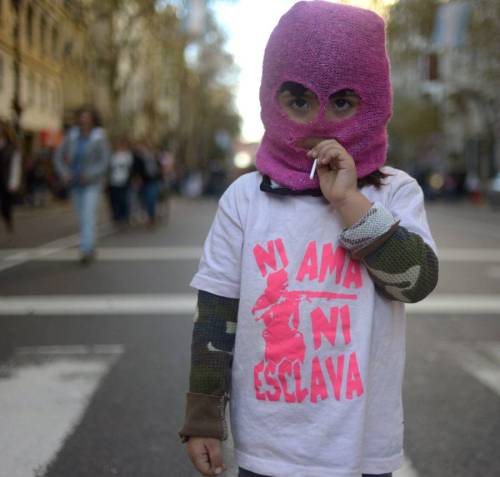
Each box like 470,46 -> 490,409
256,0 -> 392,190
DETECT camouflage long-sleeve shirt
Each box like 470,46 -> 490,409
179,186 -> 438,442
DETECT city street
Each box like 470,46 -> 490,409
0,195 -> 499,477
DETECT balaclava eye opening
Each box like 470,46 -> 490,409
256,0 -> 393,191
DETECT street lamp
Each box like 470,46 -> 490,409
11,0 -> 23,139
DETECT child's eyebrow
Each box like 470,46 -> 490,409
279,81 -> 313,97
331,89 -> 358,97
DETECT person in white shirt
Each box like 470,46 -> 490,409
107,137 -> 134,225
180,3 -> 439,477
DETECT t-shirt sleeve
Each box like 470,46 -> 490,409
388,175 -> 437,254
190,184 -> 244,299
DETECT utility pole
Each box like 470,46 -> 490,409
11,0 -> 23,139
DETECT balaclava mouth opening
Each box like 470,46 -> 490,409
256,0 -> 393,191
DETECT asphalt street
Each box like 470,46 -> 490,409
0,194 -> 499,477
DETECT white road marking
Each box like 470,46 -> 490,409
0,345 -> 123,477
0,246 -> 202,261
407,295 -> 500,314
446,341 -> 500,398
2,246 -> 500,262
14,344 -> 125,356
0,294 -> 197,315
0,223 -> 116,273
438,248 -> 500,262
0,294 -> 498,316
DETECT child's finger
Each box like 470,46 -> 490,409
206,440 -> 225,475
191,451 -> 213,476
316,162 -> 335,178
310,143 -> 341,164
317,147 -> 342,168
187,440 -> 214,476
307,138 -> 343,158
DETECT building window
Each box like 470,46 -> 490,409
53,87 -> 58,113
39,79 -> 43,110
26,4 -> 34,46
40,15 -> 47,55
52,26 -> 59,59
28,72 -> 35,106
0,56 -> 3,93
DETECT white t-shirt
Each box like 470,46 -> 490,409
109,150 -> 133,186
191,167 -> 436,477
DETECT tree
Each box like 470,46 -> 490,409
83,0 -> 157,124
82,0 -> 241,171
387,0 -> 438,64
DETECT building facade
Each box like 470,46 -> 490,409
388,0 -> 499,193
0,0 -> 88,153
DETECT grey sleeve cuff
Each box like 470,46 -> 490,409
339,202 -> 398,256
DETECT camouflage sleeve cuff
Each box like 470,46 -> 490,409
362,227 -> 439,303
339,202 -> 399,259
179,392 -> 229,442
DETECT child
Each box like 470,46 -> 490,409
180,2 -> 438,477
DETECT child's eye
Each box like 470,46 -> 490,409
332,98 -> 352,111
290,97 -> 310,111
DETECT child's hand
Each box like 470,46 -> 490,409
307,138 -> 371,227
187,437 -> 226,476
307,138 -> 357,206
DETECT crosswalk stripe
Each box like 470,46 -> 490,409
437,248 -> 500,262
0,294 -> 197,315
0,294 -> 498,316
0,246 -> 203,261
445,341 -> 500,398
1,246 -> 500,262
0,345 -> 123,477
407,295 -> 500,314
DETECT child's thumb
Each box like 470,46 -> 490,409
207,440 -> 225,474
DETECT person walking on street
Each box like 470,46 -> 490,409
133,137 -> 162,227
0,121 -> 21,235
53,107 -> 110,264
107,137 -> 133,225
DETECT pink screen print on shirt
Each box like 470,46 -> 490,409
252,238 -> 365,404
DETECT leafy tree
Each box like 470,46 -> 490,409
84,0 -> 158,122
81,0 -> 241,170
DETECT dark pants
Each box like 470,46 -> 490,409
238,469 -> 391,477
108,185 -> 130,222
140,180 -> 159,220
0,187 -> 13,232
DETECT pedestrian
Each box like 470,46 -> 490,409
107,137 -> 133,225
25,151 -> 49,207
0,121 -> 21,235
132,137 -> 162,227
179,3 -> 439,477
53,107 -> 110,264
